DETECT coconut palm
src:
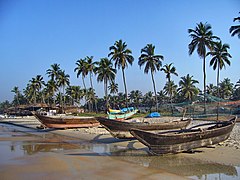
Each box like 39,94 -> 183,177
230,12 -> 240,38
128,90 -> 142,108
35,75 -> 45,103
207,41 -> 231,97
157,90 -> 167,104
178,74 -> 199,102
161,63 -> 178,113
85,88 -> 97,112
235,79 -> 240,89
57,70 -> 70,112
85,56 -> 97,89
219,78 -> 233,99
188,22 -> 219,112
207,41 -> 231,119
11,86 -> 20,106
108,82 -> 118,109
66,85 -> 82,106
206,83 -> 218,96
45,79 -> 58,106
28,75 -> 45,104
138,44 -> 164,111
108,39 -> 134,108
161,63 -> 178,83
95,58 -> 116,110
85,56 -> 98,112
163,81 -> 178,114
108,82 -> 118,95
74,58 -> 87,90
142,91 -> 155,112
46,63 -> 60,81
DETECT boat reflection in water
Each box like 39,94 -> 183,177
110,149 -> 239,179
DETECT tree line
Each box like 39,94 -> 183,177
1,13 -> 240,113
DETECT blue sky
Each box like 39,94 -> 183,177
0,0 -> 239,102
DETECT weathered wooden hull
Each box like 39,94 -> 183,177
107,109 -> 138,120
96,116 -> 191,139
34,113 -> 100,129
130,117 -> 236,155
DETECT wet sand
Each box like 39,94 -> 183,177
1,116 -> 240,179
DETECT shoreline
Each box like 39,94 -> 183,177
1,116 -> 240,178
1,116 -> 240,166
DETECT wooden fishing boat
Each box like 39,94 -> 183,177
108,108 -> 121,114
96,116 -> 192,139
108,107 -> 135,114
34,113 -> 100,129
130,116 -> 236,155
107,109 -> 138,120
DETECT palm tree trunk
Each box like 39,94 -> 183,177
90,73 -> 93,89
104,77 -> 108,111
217,64 -> 220,121
151,70 -> 158,111
63,86 -> 65,113
90,72 -> 98,112
122,68 -> 128,108
168,79 -> 173,115
82,75 -> 86,90
203,55 -> 207,114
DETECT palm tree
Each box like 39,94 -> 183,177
178,74 -> 199,102
108,81 -> 118,109
35,75 -> 45,103
161,63 -> 178,83
161,63 -> 178,113
108,39 -> 134,108
157,90 -> 167,104
138,44 -> 164,111
85,88 -> 97,112
206,83 -> 218,96
85,56 -> 97,89
28,75 -> 45,104
85,56 -> 98,112
128,90 -> 142,108
207,41 -> 231,97
230,12 -> 240,38
57,70 -> 70,112
74,58 -> 87,90
45,80 -> 58,106
66,85 -> 81,106
46,63 -> 60,81
235,79 -> 240,89
11,86 -> 20,106
142,91 -> 155,112
219,78 -> 233,99
188,22 -> 219,112
95,58 -> 116,110
207,41 -> 231,119
163,81 -> 177,114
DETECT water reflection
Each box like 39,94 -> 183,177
109,149 -> 239,179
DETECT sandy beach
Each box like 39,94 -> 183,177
0,116 -> 240,179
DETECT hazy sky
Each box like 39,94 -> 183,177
0,0 -> 239,102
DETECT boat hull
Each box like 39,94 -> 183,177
107,109 -> 138,120
34,113 -> 100,129
96,116 -> 191,139
130,117 -> 236,155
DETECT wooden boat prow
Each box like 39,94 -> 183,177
130,116 -> 236,155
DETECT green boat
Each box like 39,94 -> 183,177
107,109 -> 138,120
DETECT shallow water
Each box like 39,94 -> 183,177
0,123 -> 239,180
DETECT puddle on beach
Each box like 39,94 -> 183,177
0,123 -> 239,179
109,149 -> 240,179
